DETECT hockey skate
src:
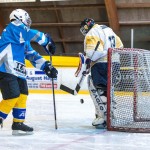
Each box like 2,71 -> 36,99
92,114 -> 106,129
0,117 -> 3,128
12,122 -> 34,135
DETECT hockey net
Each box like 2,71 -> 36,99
107,48 -> 150,132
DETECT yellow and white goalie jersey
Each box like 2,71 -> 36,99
84,24 -> 123,63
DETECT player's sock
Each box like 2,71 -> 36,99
0,98 -> 19,119
12,122 -> 33,135
13,94 -> 27,122
0,97 -> 19,128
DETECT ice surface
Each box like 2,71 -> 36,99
0,94 -> 150,150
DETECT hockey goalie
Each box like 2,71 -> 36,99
76,18 -> 124,128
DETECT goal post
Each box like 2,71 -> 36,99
107,48 -> 150,132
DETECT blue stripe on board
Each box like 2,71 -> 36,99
35,71 -> 45,75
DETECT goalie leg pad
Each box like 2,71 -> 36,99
87,75 -> 107,126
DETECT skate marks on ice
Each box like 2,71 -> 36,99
0,94 -> 150,150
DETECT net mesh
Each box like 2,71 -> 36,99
107,48 -> 150,132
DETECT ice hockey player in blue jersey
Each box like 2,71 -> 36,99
0,9 -> 58,135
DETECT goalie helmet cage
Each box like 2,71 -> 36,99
107,48 -> 150,133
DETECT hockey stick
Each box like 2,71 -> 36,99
60,73 -> 86,95
50,54 -> 58,129
60,41 -> 100,95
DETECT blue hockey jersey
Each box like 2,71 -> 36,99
0,20 -> 48,79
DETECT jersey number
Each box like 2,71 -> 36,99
109,36 -> 115,48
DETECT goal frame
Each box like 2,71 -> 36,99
107,48 -> 150,133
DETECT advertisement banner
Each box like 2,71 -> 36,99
26,68 -> 57,90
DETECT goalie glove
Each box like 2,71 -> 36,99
43,33 -> 56,55
43,61 -> 58,78
75,53 -> 91,77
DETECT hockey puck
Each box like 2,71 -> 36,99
80,99 -> 84,104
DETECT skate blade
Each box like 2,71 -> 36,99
12,130 -> 34,136
92,121 -> 107,129
0,124 -> 3,128
94,124 -> 107,129
0,119 -> 3,128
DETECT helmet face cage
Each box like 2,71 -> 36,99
23,12 -> 32,27
10,9 -> 32,27
80,18 -> 95,36
80,26 -> 88,36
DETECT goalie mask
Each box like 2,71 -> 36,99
9,9 -> 32,27
80,18 -> 95,36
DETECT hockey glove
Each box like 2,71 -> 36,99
43,61 -> 58,78
43,33 -> 56,55
85,58 -> 91,75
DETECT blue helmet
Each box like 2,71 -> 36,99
80,18 -> 95,36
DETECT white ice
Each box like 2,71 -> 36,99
1,94 -> 150,150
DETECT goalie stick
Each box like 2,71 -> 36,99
60,41 -> 100,95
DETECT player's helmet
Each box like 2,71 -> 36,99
80,18 -> 95,36
9,9 -> 32,27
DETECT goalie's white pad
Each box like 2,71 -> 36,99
87,75 -> 107,126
